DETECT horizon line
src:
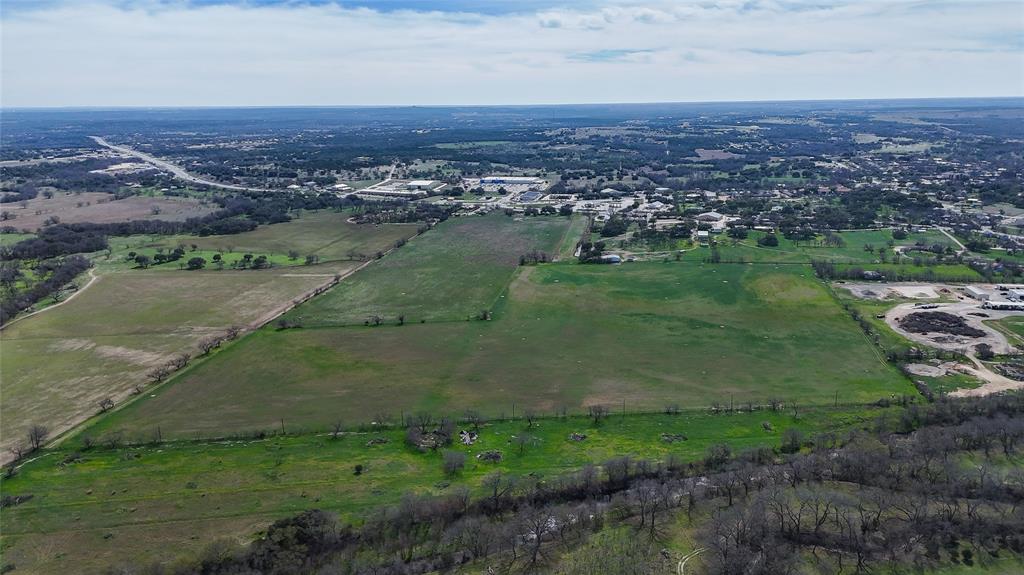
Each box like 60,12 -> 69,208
3,95 -> 1023,112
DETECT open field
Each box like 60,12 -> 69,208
990,316 -> 1024,345
285,212 -> 573,326
0,267 -> 346,458
686,229 -> 954,264
555,214 -> 589,260
95,262 -> 910,439
102,210 -> 420,269
0,406 -> 886,574
0,191 -> 215,232
0,232 -> 35,246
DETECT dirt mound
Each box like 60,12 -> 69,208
898,311 -> 986,338
904,363 -> 946,377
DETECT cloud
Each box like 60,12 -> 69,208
1,0 -> 1021,106
568,49 -> 656,63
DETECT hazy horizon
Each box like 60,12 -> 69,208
3,95 -> 1022,112
2,0 -> 1021,108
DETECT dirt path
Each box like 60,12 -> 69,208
949,353 -> 1024,397
937,227 -> 968,254
0,268 -> 98,331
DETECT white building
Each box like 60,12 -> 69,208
965,286 -> 990,301
406,180 -> 436,190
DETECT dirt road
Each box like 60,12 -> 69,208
0,269 -> 98,331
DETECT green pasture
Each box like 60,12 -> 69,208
102,210 -> 418,270
0,406 -> 885,574
687,228 -> 953,264
95,262 -> 910,440
284,212 -> 572,326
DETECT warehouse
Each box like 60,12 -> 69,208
964,285 -> 990,301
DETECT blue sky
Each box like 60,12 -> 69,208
2,1 -> 1022,107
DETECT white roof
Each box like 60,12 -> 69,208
407,180 -> 435,186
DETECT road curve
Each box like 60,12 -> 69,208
89,136 -> 273,192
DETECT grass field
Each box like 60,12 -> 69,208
831,262 -> 984,281
0,232 -> 35,246
988,316 -> 1024,346
104,210 -> 419,269
687,229 -> 954,264
555,214 -> 589,261
0,406 -> 886,574
0,266 -> 348,459
0,191 -> 215,232
93,262 -> 910,440
284,212 -> 573,326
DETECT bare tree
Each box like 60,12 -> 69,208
514,433 -> 536,455
331,421 -> 344,439
414,412 -> 434,434
462,410 -> 484,431
147,365 -> 172,384
198,335 -> 223,356
7,443 -> 26,462
169,353 -> 190,370
443,450 -> 466,476
523,408 -> 537,428
589,404 -> 609,425
27,424 -> 49,451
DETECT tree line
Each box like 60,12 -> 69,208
103,393 -> 1024,575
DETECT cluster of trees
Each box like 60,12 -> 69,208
0,254 -> 91,324
811,260 -> 983,284
518,251 -> 550,266
2,224 -> 108,260
598,215 -> 629,237
699,396 -> 1024,574
636,222 -> 692,250
577,241 -> 607,263
352,203 -> 453,225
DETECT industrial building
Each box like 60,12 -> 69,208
965,285 -> 990,301
406,180 -> 437,190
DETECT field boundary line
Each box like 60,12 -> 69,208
29,225 -> 435,457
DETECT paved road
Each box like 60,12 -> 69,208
89,136 -> 272,192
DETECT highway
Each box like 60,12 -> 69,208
89,136 -> 272,192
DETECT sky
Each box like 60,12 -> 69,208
1,0 -> 1022,107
